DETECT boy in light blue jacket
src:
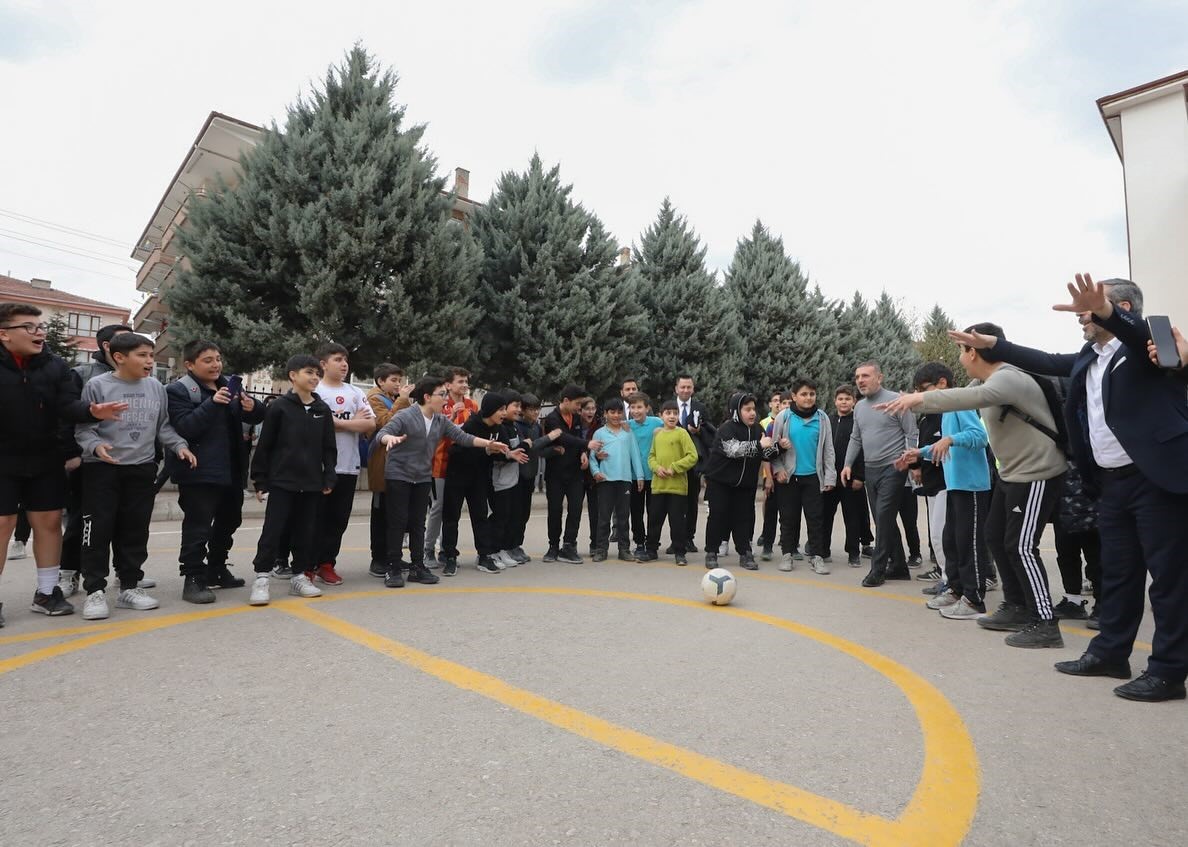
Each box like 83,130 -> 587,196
590,398 -> 644,562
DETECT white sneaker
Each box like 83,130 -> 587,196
7,540 -> 26,560
497,551 -> 518,568
82,590 -> 110,620
58,569 -> 79,597
810,556 -> 830,575
718,541 -> 730,556
926,589 -> 960,610
490,552 -> 507,571
941,597 -> 985,620
116,587 -> 160,611
249,576 -> 271,606
137,577 -> 157,589
779,553 -> 794,572
289,574 -> 322,598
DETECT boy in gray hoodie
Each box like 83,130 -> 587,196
75,333 -> 195,620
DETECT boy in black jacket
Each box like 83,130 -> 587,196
703,392 -> 779,570
823,385 -> 872,567
541,384 -> 604,564
247,355 -> 337,606
167,339 -> 266,603
441,392 -> 509,575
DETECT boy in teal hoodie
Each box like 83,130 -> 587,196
627,393 -> 664,558
589,398 -> 644,562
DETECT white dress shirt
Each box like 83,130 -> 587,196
1085,337 -> 1133,468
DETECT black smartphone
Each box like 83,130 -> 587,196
1147,316 -> 1181,369
226,374 -> 244,398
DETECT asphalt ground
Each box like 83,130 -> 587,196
1,496 -> 1186,847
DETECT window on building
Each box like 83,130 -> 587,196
154,364 -> 171,385
66,312 -> 103,337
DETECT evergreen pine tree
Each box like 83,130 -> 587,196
167,46 -> 479,377
915,304 -> 968,386
724,221 -> 842,401
632,198 -> 742,413
43,313 -> 78,361
866,291 -> 921,391
470,155 -> 647,399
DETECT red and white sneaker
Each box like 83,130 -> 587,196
314,563 -> 344,586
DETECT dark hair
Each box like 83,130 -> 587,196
183,339 -> 220,363
413,376 -> 446,406
286,354 -> 322,377
601,396 -> 624,413
856,360 -> 882,374
913,362 -> 954,390
502,389 -> 523,406
675,373 -> 694,384
627,392 -> 650,406
560,383 -> 586,402
443,366 -> 470,381
96,324 -> 132,347
660,399 -> 680,413
373,362 -> 403,383
0,302 -> 42,323
521,392 -> 541,409
621,376 -> 638,387
962,323 -> 1006,360
315,342 -> 349,361
791,378 -> 817,393
580,397 -> 597,410
108,333 -> 154,358
780,390 -> 794,402
834,384 -> 857,399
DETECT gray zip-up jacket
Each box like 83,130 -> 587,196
76,373 -> 187,465
376,404 -> 478,484
769,408 -> 837,491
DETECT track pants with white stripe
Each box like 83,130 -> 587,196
985,475 -> 1064,621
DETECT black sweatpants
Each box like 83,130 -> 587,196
370,491 -> 387,564
822,485 -> 870,558
758,489 -> 778,546
594,480 -> 631,553
985,476 -> 1062,621
177,483 -> 244,578
60,466 -> 85,571
1054,524 -> 1101,597
705,478 -> 755,555
507,478 -> 535,549
442,472 -> 495,558
546,472 -> 584,549
253,488 -> 320,576
647,492 -> 687,555
942,489 -> 991,607
489,486 -> 516,553
385,479 -> 432,569
80,463 -> 157,595
583,481 -> 599,548
777,476 -> 825,556
629,480 -> 651,547
683,470 -> 702,547
314,473 -> 357,566
897,484 -> 921,558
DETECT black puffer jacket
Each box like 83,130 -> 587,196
0,346 -> 94,474
702,392 -> 779,488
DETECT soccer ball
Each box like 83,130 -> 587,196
701,568 -> 737,606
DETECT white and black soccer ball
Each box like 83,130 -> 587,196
701,568 -> 737,606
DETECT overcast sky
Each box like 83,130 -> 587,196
2,0 -> 1186,348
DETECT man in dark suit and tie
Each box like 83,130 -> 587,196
951,274 -> 1188,702
673,374 -> 716,553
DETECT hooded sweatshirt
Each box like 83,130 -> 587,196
249,391 -> 338,493
702,392 -> 780,488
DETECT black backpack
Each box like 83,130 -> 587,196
998,373 -> 1070,456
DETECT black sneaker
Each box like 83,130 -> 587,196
861,545 -> 874,558
443,558 -> 459,577
1053,598 -> 1088,620
206,564 -> 245,589
31,586 -> 74,616
407,564 -> 440,584
384,568 -> 406,588
617,547 -> 637,562
557,546 -> 583,564
1086,604 -> 1100,630
704,552 -> 718,569
917,566 -> 942,582
908,555 -> 923,568
633,545 -> 647,559
510,547 -> 531,564
675,555 -> 688,566
861,573 -> 885,587
664,544 -> 675,554
270,563 -> 293,580
369,560 -> 388,578
1005,619 -> 1063,649
977,602 -> 1030,631
591,550 -> 607,562
847,555 -> 861,567
477,556 -> 501,574
760,544 -> 773,561
686,542 -> 700,554
740,553 -> 758,571
543,547 -> 559,563
637,550 -> 659,562
182,575 -> 215,604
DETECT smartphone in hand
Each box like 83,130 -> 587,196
1148,316 -> 1181,369
226,374 -> 244,398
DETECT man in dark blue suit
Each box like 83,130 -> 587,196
950,274 -> 1188,703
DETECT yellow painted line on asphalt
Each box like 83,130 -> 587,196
0,620 -> 124,645
279,587 -> 979,847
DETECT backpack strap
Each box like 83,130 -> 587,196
178,374 -> 204,404
998,405 -> 1061,442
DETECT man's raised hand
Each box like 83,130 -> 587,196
946,328 -> 997,349
1053,272 -> 1111,319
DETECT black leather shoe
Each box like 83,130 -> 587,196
861,573 -> 885,587
1055,652 -> 1131,679
1113,672 -> 1187,702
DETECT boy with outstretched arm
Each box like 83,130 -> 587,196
75,333 -> 196,620
642,400 -> 700,565
588,398 -> 645,562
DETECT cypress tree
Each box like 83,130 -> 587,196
866,291 -> 921,391
915,304 -> 968,386
43,313 -> 78,361
167,46 -> 479,377
470,155 -> 647,398
633,198 -> 742,413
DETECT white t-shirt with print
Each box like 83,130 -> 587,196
315,382 -> 374,476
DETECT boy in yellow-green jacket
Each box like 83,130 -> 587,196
642,400 -> 700,565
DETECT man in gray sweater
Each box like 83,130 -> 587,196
374,375 -> 508,588
879,322 -> 1068,648
840,361 -> 919,587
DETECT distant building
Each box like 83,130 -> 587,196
0,273 -> 130,364
130,110 -> 480,378
1098,69 -> 1188,322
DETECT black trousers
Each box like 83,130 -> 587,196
647,492 -> 687,554
683,470 -> 702,546
898,485 -> 921,558
583,481 -> 598,547
14,509 -> 30,543
507,478 -> 535,549
60,466 -> 85,571
442,472 -> 496,557
1089,470 -> 1188,682
489,486 -> 516,552
865,464 -> 907,578
776,476 -> 825,556
253,488 -> 319,575
705,479 -> 754,554
822,485 -> 870,557
385,480 -> 432,568
594,481 -> 631,553
370,491 -> 387,564
1054,524 -> 1101,597
314,473 -> 357,566
80,463 -> 157,595
546,472 -> 584,549
758,489 -> 778,546
942,489 -> 991,607
629,480 -> 651,547
177,483 -> 244,577
985,476 -> 1062,621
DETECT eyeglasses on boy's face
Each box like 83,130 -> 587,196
434,390 -> 450,398
1,322 -> 49,334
